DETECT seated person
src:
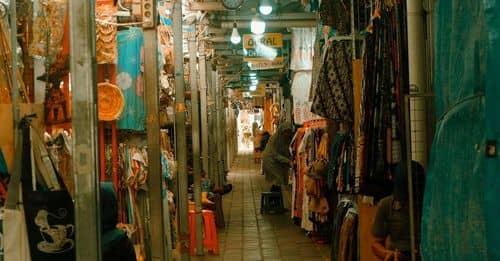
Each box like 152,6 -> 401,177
101,182 -> 136,261
262,123 -> 295,187
371,161 -> 426,261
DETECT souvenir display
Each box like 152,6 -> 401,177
30,0 -> 68,62
96,4 -> 118,64
98,81 -> 125,121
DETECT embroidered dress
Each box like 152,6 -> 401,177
117,28 -> 146,131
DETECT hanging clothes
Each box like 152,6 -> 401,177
290,28 -> 316,71
292,72 -> 323,125
116,27 -> 146,131
311,39 -> 353,123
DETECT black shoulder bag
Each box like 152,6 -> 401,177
20,116 -> 75,261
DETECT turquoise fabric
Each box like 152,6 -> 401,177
117,27 -> 146,131
161,152 -> 170,198
100,182 -> 127,249
421,1 -> 500,260
0,149 -> 8,178
483,0 -> 500,260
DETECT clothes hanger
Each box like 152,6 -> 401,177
114,0 -> 131,17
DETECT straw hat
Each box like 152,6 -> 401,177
98,81 -> 125,121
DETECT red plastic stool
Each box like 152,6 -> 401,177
202,210 -> 219,255
188,211 -> 197,255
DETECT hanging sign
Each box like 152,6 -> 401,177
243,33 -> 284,70
250,84 -> 266,97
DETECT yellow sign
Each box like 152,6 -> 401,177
251,84 -> 266,97
247,60 -> 284,70
243,33 -> 283,49
243,33 -> 284,69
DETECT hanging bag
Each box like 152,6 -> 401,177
19,117 -> 75,261
3,116 -> 32,261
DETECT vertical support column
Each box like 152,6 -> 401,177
188,30 -> 204,255
404,96 -> 416,261
68,0 -> 101,260
172,0 -> 189,258
215,71 -> 223,189
9,0 -> 19,136
220,86 -> 227,180
143,1 -> 169,258
206,62 -> 215,183
199,39 -> 209,175
222,104 -> 228,173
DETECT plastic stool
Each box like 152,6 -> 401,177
188,211 -> 197,255
202,210 -> 219,255
260,192 -> 284,214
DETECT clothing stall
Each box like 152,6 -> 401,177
288,0 -> 414,260
0,0 -> 178,260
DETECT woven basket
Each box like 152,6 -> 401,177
97,81 -> 125,121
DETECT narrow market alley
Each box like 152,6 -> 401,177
191,152 -> 330,261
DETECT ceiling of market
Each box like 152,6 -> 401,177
183,0 -> 316,91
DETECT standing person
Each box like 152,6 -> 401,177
371,161 -> 426,261
252,120 -> 259,138
101,182 -> 137,261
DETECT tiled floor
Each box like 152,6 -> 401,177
191,152 -> 330,261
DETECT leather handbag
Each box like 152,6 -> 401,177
20,117 -> 75,261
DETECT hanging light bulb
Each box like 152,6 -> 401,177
259,0 -> 273,15
249,85 -> 257,91
250,15 -> 266,35
230,23 -> 241,44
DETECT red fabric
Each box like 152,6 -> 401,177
99,122 -> 106,182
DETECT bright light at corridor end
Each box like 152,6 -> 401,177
250,15 -> 266,35
230,23 -> 241,44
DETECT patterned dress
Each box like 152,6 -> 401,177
116,27 -> 146,131
311,39 -> 353,122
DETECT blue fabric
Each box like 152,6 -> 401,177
422,1 -> 491,260
117,27 -> 146,131
483,1 -> 500,260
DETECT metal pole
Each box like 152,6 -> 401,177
9,0 -> 19,137
220,87 -> 228,182
404,96 -> 416,261
350,0 -> 356,58
207,66 -> 217,186
223,103 -> 228,174
143,1 -> 169,258
188,29 -> 204,255
199,38 -> 209,176
172,0 -> 190,258
68,0 -> 101,260
215,71 -> 223,189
